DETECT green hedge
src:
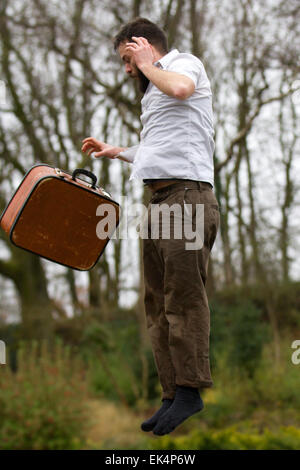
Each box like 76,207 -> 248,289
150,425 -> 300,450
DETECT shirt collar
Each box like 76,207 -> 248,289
154,49 -> 179,69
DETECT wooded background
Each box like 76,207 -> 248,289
0,0 -> 299,357
0,0 -> 300,450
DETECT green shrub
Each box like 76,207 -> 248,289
150,425 -> 300,450
0,340 -> 90,450
80,320 -> 139,406
210,299 -> 269,377
200,334 -> 300,430
81,320 -> 157,407
252,337 -> 300,409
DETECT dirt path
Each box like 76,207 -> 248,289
85,399 -> 152,449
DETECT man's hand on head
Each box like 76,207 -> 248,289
125,36 -> 155,71
123,38 -> 194,100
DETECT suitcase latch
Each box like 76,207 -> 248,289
55,168 -> 64,178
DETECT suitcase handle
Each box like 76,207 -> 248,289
72,169 -> 97,189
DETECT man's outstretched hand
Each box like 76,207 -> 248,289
81,137 -> 125,159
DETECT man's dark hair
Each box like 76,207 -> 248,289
113,17 -> 168,54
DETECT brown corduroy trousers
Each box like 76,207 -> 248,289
142,180 -> 220,399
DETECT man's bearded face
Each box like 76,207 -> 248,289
118,41 -> 150,93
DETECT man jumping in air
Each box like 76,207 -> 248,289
82,17 -> 220,436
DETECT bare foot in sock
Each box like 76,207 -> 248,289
141,398 -> 174,432
153,386 -> 203,436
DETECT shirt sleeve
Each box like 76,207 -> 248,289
167,54 -> 202,87
119,145 -> 139,163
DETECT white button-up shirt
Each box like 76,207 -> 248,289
119,49 -> 215,187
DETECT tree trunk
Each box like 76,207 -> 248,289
13,252 -> 54,341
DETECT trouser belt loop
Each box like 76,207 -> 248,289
197,181 -> 201,190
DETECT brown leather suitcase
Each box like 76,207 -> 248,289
0,164 -> 120,271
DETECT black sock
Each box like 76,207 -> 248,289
141,398 -> 174,432
153,386 -> 203,436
